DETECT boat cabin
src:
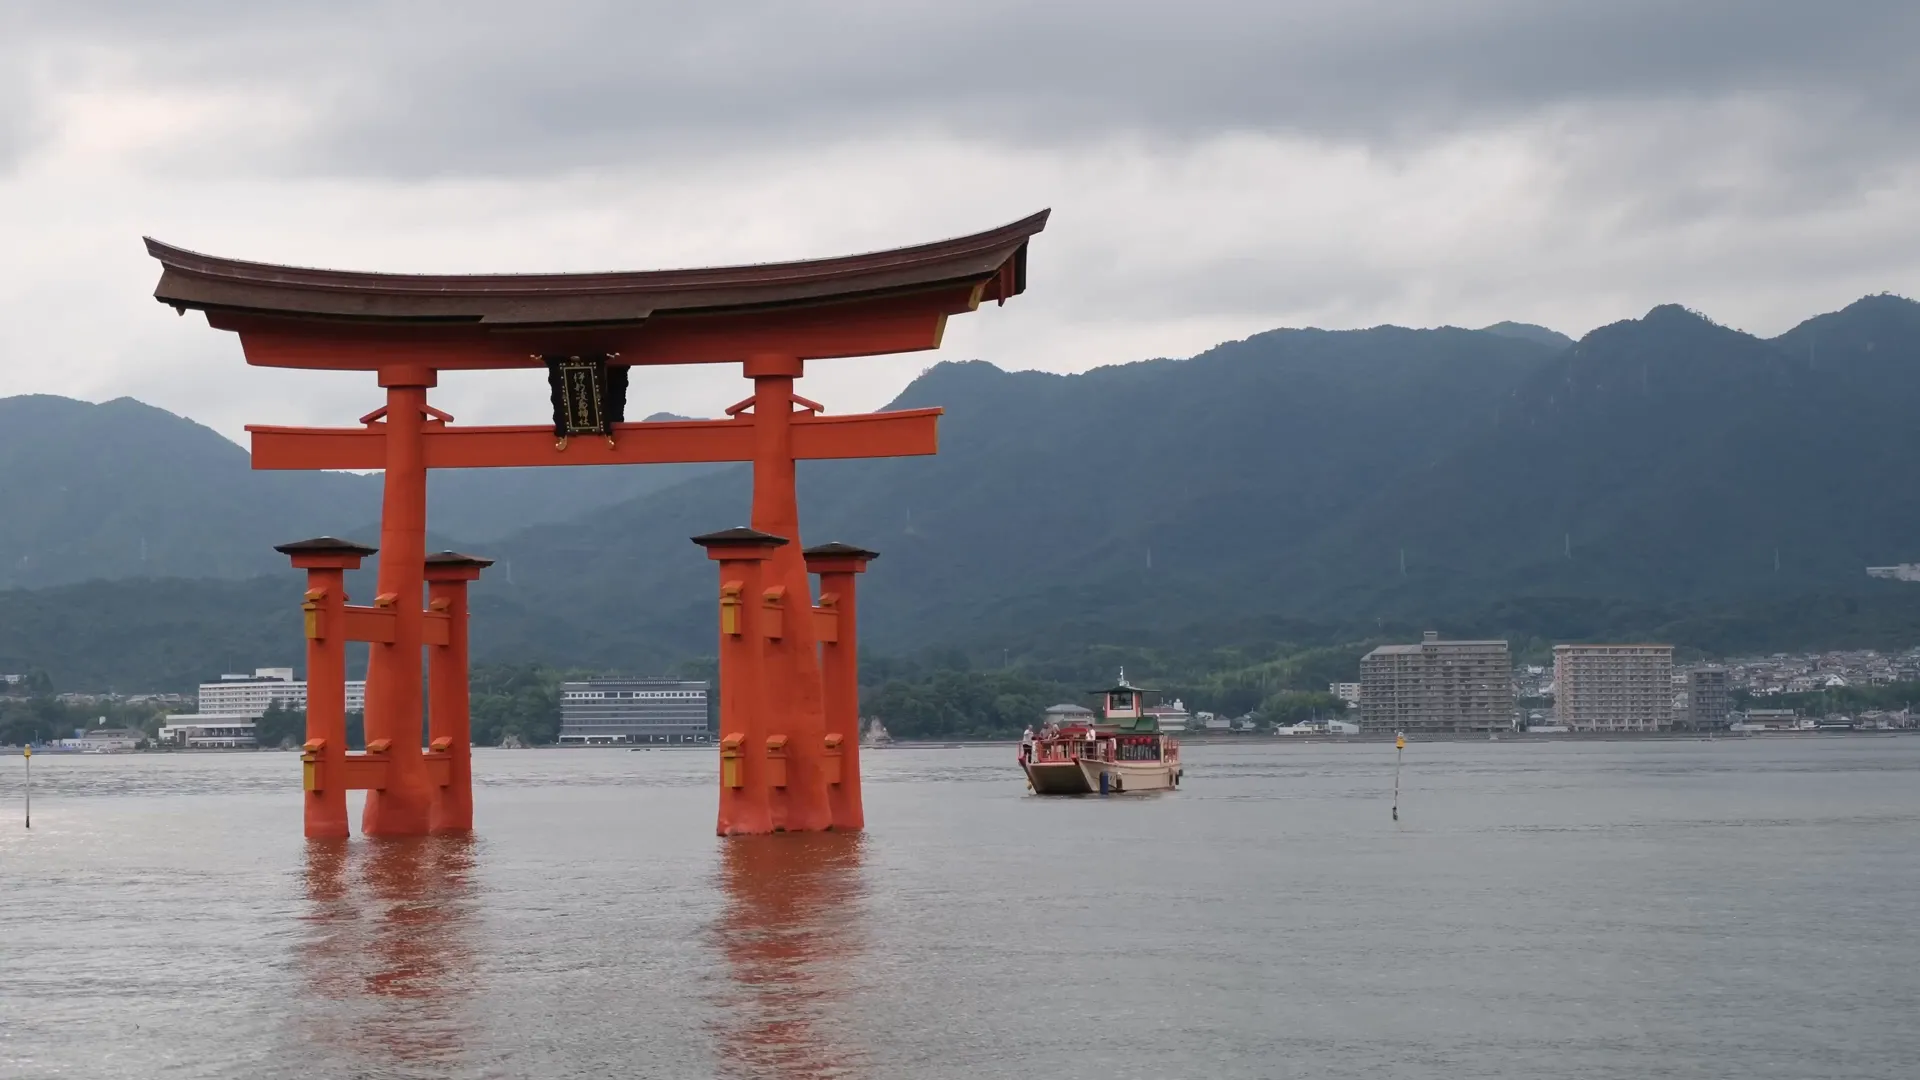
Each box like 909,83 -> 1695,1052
1091,670 -> 1161,734
1020,670 -> 1180,767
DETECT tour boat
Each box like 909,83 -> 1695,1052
1018,672 -> 1182,795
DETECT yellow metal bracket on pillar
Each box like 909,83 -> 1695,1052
765,734 -> 789,788
719,581 -> 744,636
301,737 -> 326,792
720,732 -> 745,788
822,732 -> 845,785
761,585 -> 786,640
302,587 -> 326,639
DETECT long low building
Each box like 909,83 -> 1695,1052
57,728 -> 145,751
558,678 -> 711,744
158,715 -> 258,749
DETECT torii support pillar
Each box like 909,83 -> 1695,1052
804,542 -> 879,832
425,551 -> 492,833
280,538 -> 481,839
694,528 -> 790,836
363,364 -> 435,838
277,536 -> 377,840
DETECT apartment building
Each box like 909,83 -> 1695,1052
1553,644 -> 1675,732
1359,632 -> 1514,734
1682,667 -> 1732,730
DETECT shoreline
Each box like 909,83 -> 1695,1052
15,728 -> 1914,755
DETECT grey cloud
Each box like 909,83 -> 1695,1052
5,0 -> 1919,448
8,1 -> 1916,179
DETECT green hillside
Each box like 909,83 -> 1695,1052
1292,296 -> 1920,615
3,296 -> 1920,692
0,396 -> 718,586
469,325 -> 1560,664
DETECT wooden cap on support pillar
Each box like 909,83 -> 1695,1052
803,541 -> 879,575
423,550 -> 495,582
275,536 -> 377,570
692,527 -> 789,562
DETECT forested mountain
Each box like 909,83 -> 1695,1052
425,412 -> 718,542
0,396 -> 717,586
466,324 -> 1560,666
1478,321 -> 1575,350
4,294 -> 1920,691
0,395 -> 374,588
469,295 -> 1920,669
1289,295 -> 1920,613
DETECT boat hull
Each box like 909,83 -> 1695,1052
1023,761 -> 1094,794
1079,759 -> 1178,793
1022,759 -> 1180,795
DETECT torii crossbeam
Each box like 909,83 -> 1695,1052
146,210 -> 1048,838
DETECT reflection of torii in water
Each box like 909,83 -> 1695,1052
712,833 -> 868,1078
297,837 -> 481,1072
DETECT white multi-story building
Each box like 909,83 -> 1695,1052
1146,698 -> 1192,732
1328,682 -> 1361,707
196,668 -> 366,718
1553,645 -> 1675,732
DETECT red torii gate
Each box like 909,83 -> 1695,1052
145,211 -> 1047,838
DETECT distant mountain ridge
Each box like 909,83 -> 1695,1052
1293,295 -> 1920,613
1478,321 -> 1575,350
2,293 -> 1918,688
0,397 -> 720,586
0,394 -> 374,588
458,294 -> 1920,664
452,323 -> 1560,667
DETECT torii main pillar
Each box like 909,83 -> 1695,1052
144,210 -> 1048,838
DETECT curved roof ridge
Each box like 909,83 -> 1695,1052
144,210 -> 1049,299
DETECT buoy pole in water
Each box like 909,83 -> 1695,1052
1391,732 -> 1404,821
22,745 -> 30,829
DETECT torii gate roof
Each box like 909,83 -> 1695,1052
143,211 -> 1049,369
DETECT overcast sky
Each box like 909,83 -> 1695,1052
2,1 -> 1915,441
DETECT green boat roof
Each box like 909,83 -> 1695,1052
1095,715 -> 1161,734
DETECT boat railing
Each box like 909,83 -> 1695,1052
1025,737 -> 1113,764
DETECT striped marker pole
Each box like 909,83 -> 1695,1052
1391,732 -> 1405,821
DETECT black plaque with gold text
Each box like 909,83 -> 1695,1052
544,354 -> 629,437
